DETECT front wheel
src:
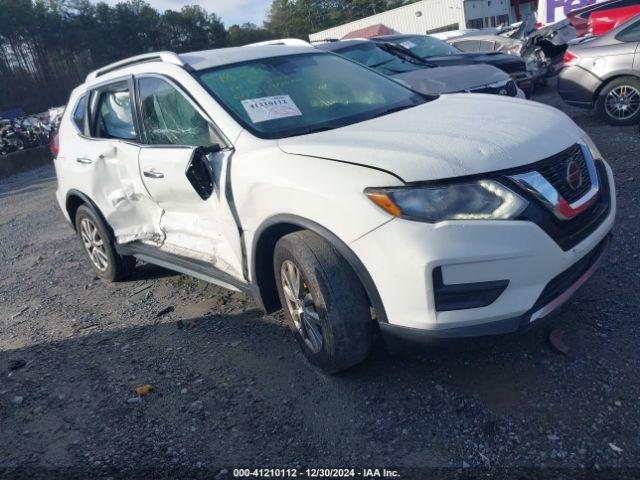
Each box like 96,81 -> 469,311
596,76 -> 640,126
274,231 -> 373,374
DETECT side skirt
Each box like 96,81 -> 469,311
116,242 -> 262,306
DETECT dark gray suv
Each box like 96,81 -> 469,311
558,14 -> 640,126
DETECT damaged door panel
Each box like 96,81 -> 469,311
87,141 -> 163,244
138,146 -> 244,279
82,79 -> 164,244
135,75 -> 245,279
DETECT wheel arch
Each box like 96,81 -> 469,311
593,71 -> 640,101
65,189 -> 111,233
251,214 -> 388,323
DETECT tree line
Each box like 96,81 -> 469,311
0,0 -> 413,113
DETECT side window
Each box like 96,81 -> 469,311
138,77 -> 220,146
616,20 -> 640,42
73,95 -> 87,132
92,82 -> 137,141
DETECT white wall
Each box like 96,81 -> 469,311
309,0 -> 466,41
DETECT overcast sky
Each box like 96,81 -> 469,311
100,0 -> 273,26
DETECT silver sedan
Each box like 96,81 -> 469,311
558,13 -> 640,126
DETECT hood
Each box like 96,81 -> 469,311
391,64 -> 509,95
278,94 -> 583,183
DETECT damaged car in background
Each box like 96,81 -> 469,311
442,16 -> 577,89
315,39 -> 525,97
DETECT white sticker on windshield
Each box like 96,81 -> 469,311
399,40 -> 417,49
241,95 -> 302,123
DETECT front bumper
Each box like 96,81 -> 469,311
350,161 -> 616,335
379,234 -> 610,346
558,66 -> 602,108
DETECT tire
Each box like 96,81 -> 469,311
273,231 -> 373,374
74,204 -> 135,282
596,76 -> 640,126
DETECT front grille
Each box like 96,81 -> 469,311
470,79 -> 517,97
510,160 -> 611,251
536,144 -> 591,203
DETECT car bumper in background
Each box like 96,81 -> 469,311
512,72 -> 534,96
558,66 -> 601,107
350,161 -> 616,336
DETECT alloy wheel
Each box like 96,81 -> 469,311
605,85 -> 640,121
79,217 -> 109,272
280,260 -> 323,354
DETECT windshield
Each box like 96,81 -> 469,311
333,42 -> 424,75
196,52 -> 427,139
390,36 -> 461,58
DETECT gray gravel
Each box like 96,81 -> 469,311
0,87 -> 639,479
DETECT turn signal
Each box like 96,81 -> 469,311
365,192 -> 401,216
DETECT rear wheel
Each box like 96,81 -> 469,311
596,76 -> 640,126
274,231 -> 373,374
74,204 -> 135,282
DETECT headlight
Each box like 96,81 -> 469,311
582,135 -> 603,160
365,179 -> 528,222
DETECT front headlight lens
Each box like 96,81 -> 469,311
365,180 -> 528,222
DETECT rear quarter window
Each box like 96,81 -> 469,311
72,95 -> 88,132
616,19 -> 640,42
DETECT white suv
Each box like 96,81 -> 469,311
54,45 -> 615,373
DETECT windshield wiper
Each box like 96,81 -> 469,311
377,42 -> 432,66
368,59 -> 394,68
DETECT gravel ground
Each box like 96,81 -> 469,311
0,87 -> 639,480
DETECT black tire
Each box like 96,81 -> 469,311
273,231 -> 373,374
74,204 -> 135,282
596,76 -> 640,126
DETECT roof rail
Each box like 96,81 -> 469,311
85,51 -> 186,82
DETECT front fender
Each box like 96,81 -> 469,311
251,213 -> 390,323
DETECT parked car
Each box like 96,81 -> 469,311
445,19 -> 575,81
315,40 -> 524,97
558,14 -> 640,125
372,34 -> 534,96
588,5 -> 640,35
55,46 -> 615,373
567,0 -> 639,36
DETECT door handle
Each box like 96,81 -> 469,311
76,156 -> 93,165
143,168 -> 165,179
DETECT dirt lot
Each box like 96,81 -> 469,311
1,87 -> 639,479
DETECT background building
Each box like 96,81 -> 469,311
309,0 -> 537,41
